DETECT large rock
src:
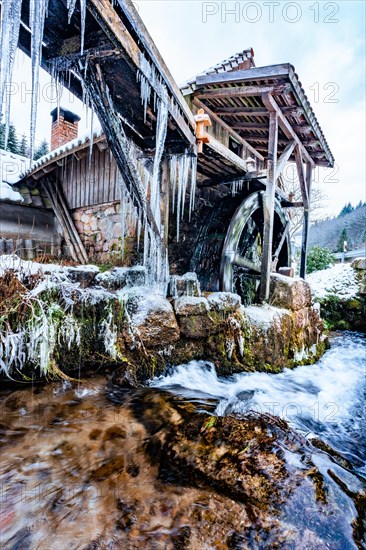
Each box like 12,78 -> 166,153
351,257 -> 366,270
96,266 -> 146,290
169,272 -> 201,298
270,274 -> 312,311
174,296 -> 210,317
207,292 -> 241,313
120,287 -> 180,348
174,297 -> 215,338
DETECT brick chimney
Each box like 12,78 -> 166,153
50,107 -> 81,151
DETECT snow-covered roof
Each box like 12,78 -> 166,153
181,48 -> 255,94
0,149 -> 28,202
17,128 -> 105,183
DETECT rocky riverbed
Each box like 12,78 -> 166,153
0,332 -> 365,549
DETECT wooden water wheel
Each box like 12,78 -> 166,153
191,190 -> 291,305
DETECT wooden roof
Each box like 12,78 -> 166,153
13,0 -> 196,153
184,63 -> 334,168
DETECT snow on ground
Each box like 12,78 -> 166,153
307,263 -> 359,300
0,254 -> 63,277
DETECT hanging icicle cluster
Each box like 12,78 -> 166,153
0,0 -> 89,161
230,178 -> 245,196
136,53 -> 173,286
170,153 -> 197,242
137,50 -> 198,256
0,0 -> 22,148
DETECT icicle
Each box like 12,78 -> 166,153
89,109 -> 94,161
189,156 -> 197,221
150,86 -> 168,232
79,0 -> 86,55
0,0 -> 22,147
29,0 -> 49,161
67,0 -> 78,22
137,213 -> 142,251
170,155 -> 177,214
120,181 -> 126,262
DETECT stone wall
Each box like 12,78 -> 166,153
72,201 -> 138,264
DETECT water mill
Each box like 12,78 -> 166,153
0,1 -> 365,548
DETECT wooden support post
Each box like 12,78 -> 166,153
259,109 -> 278,302
300,162 -> 313,279
43,178 -> 89,264
294,145 -> 309,209
275,140 -> 295,181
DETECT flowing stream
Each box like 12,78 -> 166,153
0,332 -> 365,549
152,331 -> 366,476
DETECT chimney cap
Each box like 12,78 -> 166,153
50,107 -> 81,124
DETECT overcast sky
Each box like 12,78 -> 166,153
7,0 -> 366,217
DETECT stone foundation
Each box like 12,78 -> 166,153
72,202 -> 138,264
0,259 -> 326,382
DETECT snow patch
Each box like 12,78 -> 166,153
243,304 -> 290,331
307,263 -> 359,300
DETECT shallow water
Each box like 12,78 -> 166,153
0,332 -> 365,549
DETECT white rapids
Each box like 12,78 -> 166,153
151,332 -> 366,473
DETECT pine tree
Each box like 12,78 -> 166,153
336,228 -> 350,252
33,139 -> 49,160
18,134 -> 29,157
338,202 -> 354,217
0,122 -> 5,150
306,245 -> 335,273
5,124 -> 19,154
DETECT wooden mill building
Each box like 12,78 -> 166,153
6,0 -> 334,303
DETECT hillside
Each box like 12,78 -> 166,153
308,204 -> 366,252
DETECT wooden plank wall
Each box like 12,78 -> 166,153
57,146 -> 121,209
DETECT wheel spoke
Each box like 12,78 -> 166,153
233,254 -> 261,273
239,218 -> 260,257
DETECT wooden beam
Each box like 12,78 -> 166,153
43,178 -> 88,264
261,92 -> 315,167
215,107 -> 269,116
198,170 -> 266,189
275,140 -> 296,181
85,61 -> 162,241
294,145 -> 309,209
193,98 -> 264,162
300,163 -> 313,279
259,111 -> 278,303
196,64 -> 291,87
230,123 -> 269,131
88,0 -> 139,64
88,0 -> 196,148
205,135 -> 248,173
195,85 -> 284,100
